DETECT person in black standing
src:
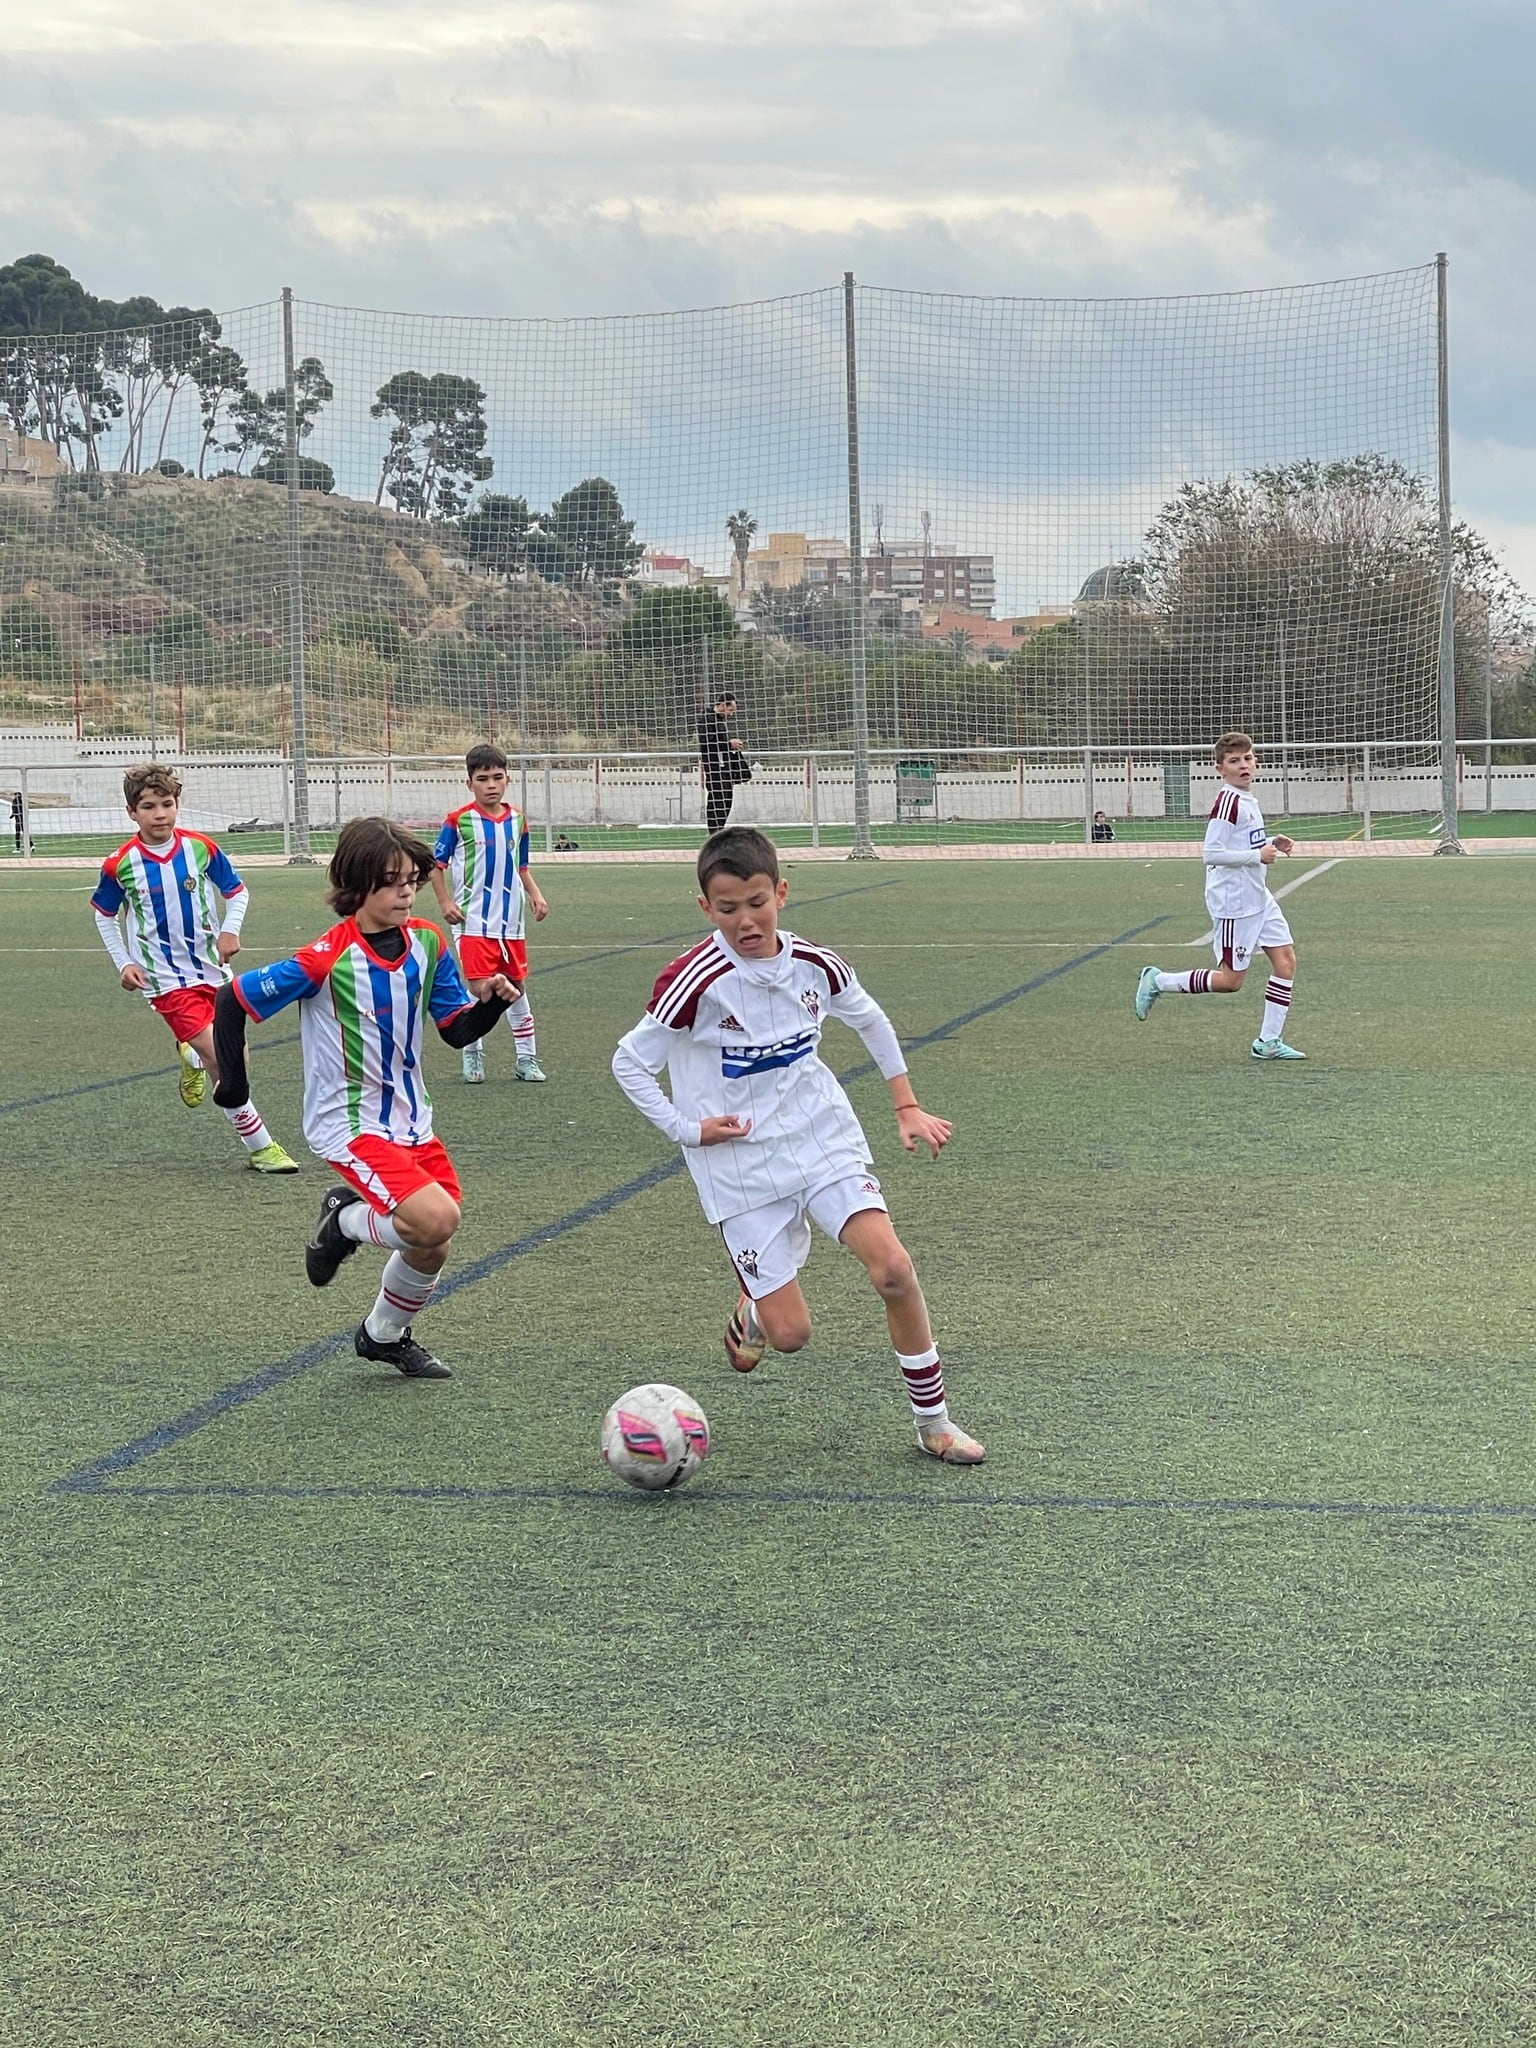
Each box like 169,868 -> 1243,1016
697,692 -> 747,835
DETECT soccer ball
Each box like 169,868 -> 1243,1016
601,1383 -> 711,1492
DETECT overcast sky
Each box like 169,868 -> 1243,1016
4,0 -> 1533,594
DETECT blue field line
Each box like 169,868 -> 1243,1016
50,912 -> 1167,1498
76,1479 -> 1536,1521
0,1031 -> 301,1118
0,877 -> 897,1120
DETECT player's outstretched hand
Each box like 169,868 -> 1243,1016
120,963 -> 148,992
483,973 -> 524,1003
1271,833 -> 1294,855
896,1103 -> 952,1158
699,1114 -> 752,1146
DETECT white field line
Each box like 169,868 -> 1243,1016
1184,858 -> 1342,947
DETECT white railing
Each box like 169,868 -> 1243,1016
3,742 -> 1534,854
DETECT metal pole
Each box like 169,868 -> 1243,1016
1484,602 -> 1495,814
1434,253 -> 1463,853
18,766 -> 31,862
543,758 -> 554,854
1082,610 -> 1094,841
1361,742 -> 1372,842
148,642 -> 158,760
281,286 -> 314,861
1277,614 -> 1290,815
809,753 -> 820,848
843,273 -> 874,858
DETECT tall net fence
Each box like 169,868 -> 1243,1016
3,262 -> 1502,853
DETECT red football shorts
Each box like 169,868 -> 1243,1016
458,936 -> 527,983
330,1134 -> 463,1215
150,983 -> 218,1043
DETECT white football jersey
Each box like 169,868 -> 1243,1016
611,927 -> 908,1225
1203,783 -> 1274,920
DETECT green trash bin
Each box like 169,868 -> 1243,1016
1164,755 -> 1191,819
896,759 -> 938,822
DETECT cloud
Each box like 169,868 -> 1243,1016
0,0 -> 1531,595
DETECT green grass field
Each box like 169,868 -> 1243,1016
2,853 -> 1534,2045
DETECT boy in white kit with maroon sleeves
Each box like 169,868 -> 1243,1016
1134,730 -> 1306,1061
612,825 -> 984,1465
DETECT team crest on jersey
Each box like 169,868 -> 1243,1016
719,1012 -> 745,1032
737,1249 -> 760,1279
183,874 -> 198,891
800,988 -> 821,1021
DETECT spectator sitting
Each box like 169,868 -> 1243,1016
1090,810 -> 1116,843
553,832 -> 580,851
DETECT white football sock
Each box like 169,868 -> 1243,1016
505,993 -> 537,1058
1261,976 -> 1294,1041
223,1102 -> 272,1153
338,1202 -> 409,1251
1156,969 -> 1215,994
365,1254 -> 440,1340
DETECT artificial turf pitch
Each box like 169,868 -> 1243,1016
1,854 -> 1533,2045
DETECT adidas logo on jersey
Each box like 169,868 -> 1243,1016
719,1012 -> 745,1032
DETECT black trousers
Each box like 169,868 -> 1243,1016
704,776 -> 735,835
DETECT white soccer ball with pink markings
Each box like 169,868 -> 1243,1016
601,1383 -> 711,1492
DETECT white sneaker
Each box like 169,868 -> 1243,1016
515,1054 -> 547,1083
462,1045 -> 486,1084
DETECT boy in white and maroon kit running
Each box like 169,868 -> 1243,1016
1134,731 -> 1305,1061
612,826 -> 984,1464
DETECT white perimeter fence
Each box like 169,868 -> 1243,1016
3,733 -> 1535,851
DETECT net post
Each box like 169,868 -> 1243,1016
843,273 -> 875,859
1361,744 -> 1373,841
18,766 -> 32,862
543,759 -> 554,853
281,286 -> 315,862
809,753 -> 821,848
1434,254 -> 1464,855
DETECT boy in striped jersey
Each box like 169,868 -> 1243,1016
431,744 -> 549,1086
91,764 -> 296,1172
612,826 -> 984,1465
1134,732 -> 1304,1059
213,818 -> 521,1380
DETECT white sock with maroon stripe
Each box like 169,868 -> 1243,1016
1261,976 -> 1294,1041
223,1101 -> 272,1153
365,1254 -> 439,1341
503,993 -> 537,1058
338,1203 -> 408,1251
897,1345 -> 948,1424
1155,969 -> 1216,995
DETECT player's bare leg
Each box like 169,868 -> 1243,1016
726,1278 -> 810,1372
351,1183 -> 459,1378
189,1021 -> 295,1170
839,1208 -> 984,1464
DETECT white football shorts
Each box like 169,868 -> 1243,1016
1212,901 -> 1293,971
719,1172 -> 888,1300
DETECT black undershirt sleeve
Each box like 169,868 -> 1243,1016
438,991 -> 515,1050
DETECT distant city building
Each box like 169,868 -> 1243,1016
0,420 -> 67,484
919,609 -> 1054,661
745,531 -> 996,615
632,548 -> 729,595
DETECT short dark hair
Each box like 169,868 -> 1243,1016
712,692 -> 737,709
124,763 -> 182,808
466,742 -> 508,775
327,816 -> 436,916
698,825 -> 779,892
